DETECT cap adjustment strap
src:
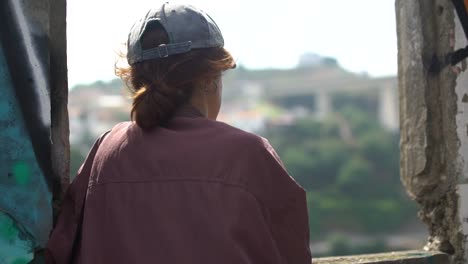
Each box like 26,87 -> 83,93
140,41 -> 192,61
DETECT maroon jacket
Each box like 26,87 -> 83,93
47,105 -> 311,264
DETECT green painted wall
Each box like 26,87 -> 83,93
0,20 -> 52,264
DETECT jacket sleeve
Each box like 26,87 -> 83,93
45,131 -> 110,264
268,189 -> 311,264
247,138 -> 312,264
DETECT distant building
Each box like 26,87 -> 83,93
68,63 -> 399,146
297,53 -> 339,68
68,83 -> 131,149
222,65 -> 399,132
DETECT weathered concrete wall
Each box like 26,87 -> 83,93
0,0 -> 68,263
313,250 -> 449,264
396,0 -> 465,263
454,1 -> 468,262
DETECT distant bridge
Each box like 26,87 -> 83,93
225,67 -> 399,131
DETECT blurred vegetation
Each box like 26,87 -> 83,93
319,234 -> 391,258
264,104 -> 417,246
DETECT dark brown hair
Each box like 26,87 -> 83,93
116,21 -> 235,131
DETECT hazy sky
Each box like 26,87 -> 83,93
67,0 -> 397,87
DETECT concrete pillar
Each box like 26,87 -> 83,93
0,0 -> 68,262
378,83 -> 399,132
454,2 -> 468,262
396,0 -> 465,263
316,90 -> 332,119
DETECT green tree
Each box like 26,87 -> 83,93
336,156 -> 372,197
261,102 -> 418,242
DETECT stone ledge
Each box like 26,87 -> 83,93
313,250 -> 450,264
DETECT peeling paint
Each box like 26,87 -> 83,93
0,0 -> 69,261
0,212 -> 33,264
0,36 -> 52,248
0,0 -> 57,261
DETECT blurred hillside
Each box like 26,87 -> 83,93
68,54 -> 424,257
